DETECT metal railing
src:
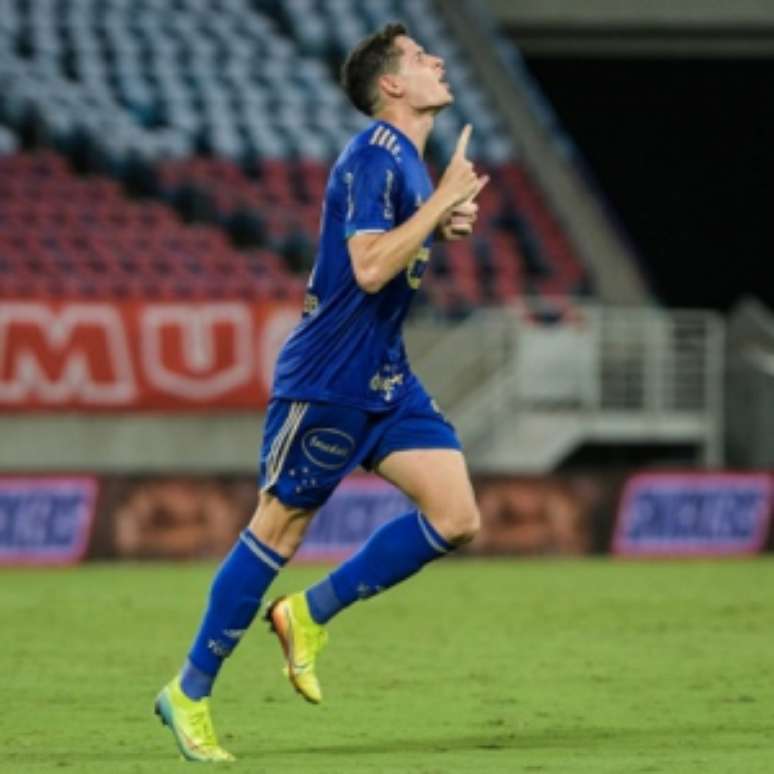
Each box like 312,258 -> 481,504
407,301 -> 724,470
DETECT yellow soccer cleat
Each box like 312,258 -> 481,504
154,676 -> 235,763
265,593 -> 328,704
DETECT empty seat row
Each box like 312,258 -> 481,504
0,151 -> 305,301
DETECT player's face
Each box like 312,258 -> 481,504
392,35 -> 453,112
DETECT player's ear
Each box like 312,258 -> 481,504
378,72 -> 403,100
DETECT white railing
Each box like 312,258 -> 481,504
406,301 -> 725,471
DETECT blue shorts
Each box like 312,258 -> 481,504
259,382 -> 461,509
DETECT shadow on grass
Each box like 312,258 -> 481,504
10,723 -> 768,765
258,723 -> 769,758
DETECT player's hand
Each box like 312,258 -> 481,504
438,159 -> 489,240
437,125 -> 489,211
439,200 -> 478,239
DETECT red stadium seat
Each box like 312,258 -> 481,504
0,151 -> 300,301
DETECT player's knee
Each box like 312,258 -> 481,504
451,504 -> 481,545
431,503 -> 481,546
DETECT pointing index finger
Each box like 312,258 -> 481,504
454,123 -> 473,159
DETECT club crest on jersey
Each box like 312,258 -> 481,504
406,247 -> 430,290
301,428 -> 355,469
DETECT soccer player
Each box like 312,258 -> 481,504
155,22 -> 488,762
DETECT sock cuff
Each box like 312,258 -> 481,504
306,578 -> 343,625
416,512 -> 454,555
240,529 -> 288,572
180,658 -> 216,699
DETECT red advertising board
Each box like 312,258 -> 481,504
0,300 -> 301,410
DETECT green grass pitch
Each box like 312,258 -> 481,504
3,557 -> 773,773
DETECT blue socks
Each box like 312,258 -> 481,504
181,530 -> 286,699
180,513 -> 455,697
306,511 -> 453,625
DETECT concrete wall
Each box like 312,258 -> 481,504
0,412 -> 265,473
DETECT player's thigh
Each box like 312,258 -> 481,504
375,448 -> 480,544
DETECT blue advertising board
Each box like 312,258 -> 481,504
614,473 -> 771,556
0,477 -> 97,565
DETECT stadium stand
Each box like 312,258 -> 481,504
0,150 -> 303,300
0,0 -> 590,310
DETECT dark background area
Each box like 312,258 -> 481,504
524,58 -> 773,311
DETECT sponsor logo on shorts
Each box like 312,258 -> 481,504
301,428 -> 356,470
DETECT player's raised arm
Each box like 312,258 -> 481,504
349,125 -> 487,293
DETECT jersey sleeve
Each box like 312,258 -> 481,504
343,147 -> 403,238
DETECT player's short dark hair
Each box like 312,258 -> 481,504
340,22 -> 408,116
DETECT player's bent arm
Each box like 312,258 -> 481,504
348,188 -> 456,293
349,124 -> 485,291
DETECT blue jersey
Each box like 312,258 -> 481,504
272,120 -> 435,412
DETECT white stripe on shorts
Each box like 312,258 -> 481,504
264,403 -> 300,483
263,401 -> 308,492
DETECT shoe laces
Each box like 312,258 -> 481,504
188,700 -> 218,749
